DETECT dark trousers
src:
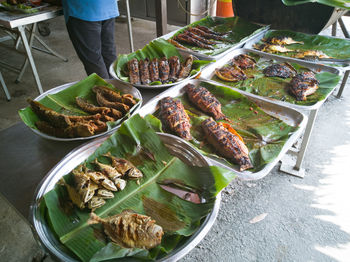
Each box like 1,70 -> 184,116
66,17 -> 117,79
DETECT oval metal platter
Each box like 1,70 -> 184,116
30,133 -> 221,262
25,79 -> 142,142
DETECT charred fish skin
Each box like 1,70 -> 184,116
263,63 -> 297,79
178,55 -> 194,79
160,97 -> 192,141
128,58 -> 141,85
184,31 -> 219,45
175,34 -> 214,50
149,58 -> 160,82
139,58 -> 151,85
195,25 -> 227,36
290,71 -> 319,101
184,84 -> 226,120
159,57 -> 170,83
215,65 -> 247,82
168,56 -> 181,82
201,118 -> 253,171
187,27 -> 227,42
233,54 -> 256,70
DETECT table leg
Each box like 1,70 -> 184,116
155,0 -> 167,37
17,25 -> 43,94
338,17 -> 350,38
336,70 -> 349,99
0,71 -> 11,101
125,0 -> 134,52
280,109 -> 318,178
332,21 -> 337,37
32,34 -> 68,62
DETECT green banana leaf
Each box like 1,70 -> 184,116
18,73 -> 141,136
114,38 -> 211,85
146,82 -> 298,172
42,114 -> 236,261
282,0 -> 350,10
211,53 -> 341,106
171,16 -> 269,56
255,30 -> 350,61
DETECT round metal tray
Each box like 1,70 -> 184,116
30,133 -> 221,261
22,79 -> 142,142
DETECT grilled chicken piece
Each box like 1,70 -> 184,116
168,56 -> 181,82
128,58 -> 141,85
178,55 -> 194,79
263,36 -> 304,45
88,211 -> 164,249
201,118 -> 253,171
215,65 -> 247,82
253,43 -> 293,53
175,34 -> 213,49
184,31 -> 219,45
185,84 -> 226,120
289,71 -> 319,101
149,58 -> 160,82
293,50 -> 331,59
139,58 -> 151,85
160,97 -> 192,140
233,54 -> 256,70
195,25 -> 226,36
159,57 -> 170,83
263,62 -> 297,79
187,27 -> 227,42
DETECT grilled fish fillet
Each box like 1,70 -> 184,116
201,118 -> 253,171
149,58 -> 160,82
290,71 -> 319,101
159,57 -> 170,83
178,55 -> 194,79
168,56 -> 181,82
233,54 -> 256,70
215,65 -> 247,82
263,62 -> 297,79
139,58 -> 151,85
128,58 -> 141,85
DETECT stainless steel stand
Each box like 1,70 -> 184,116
0,70 -> 11,101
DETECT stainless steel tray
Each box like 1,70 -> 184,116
30,133 -> 221,262
139,79 -> 307,180
200,48 -> 341,111
109,51 -> 201,89
243,30 -> 350,70
159,18 -> 269,61
23,79 -> 142,141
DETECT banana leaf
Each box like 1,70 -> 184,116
42,114 -> 236,261
255,30 -> 350,61
282,0 -> 350,10
114,38 -> 211,85
18,73 -> 141,137
170,16 -> 269,56
146,82 -> 298,172
211,53 -> 341,106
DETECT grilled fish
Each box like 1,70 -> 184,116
201,118 -> 253,171
254,43 -> 293,53
159,57 -> 170,83
92,86 -> 136,107
187,27 -> 227,42
185,84 -> 226,120
184,31 -> 218,45
168,56 -> 181,82
178,55 -> 194,79
195,25 -> 227,36
149,58 -> 160,82
233,54 -> 256,70
167,39 -> 190,50
289,71 -> 319,101
263,62 -> 297,79
104,152 -> 143,180
215,65 -> 247,82
75,97 -> 122,121
293,50 -> 331,59
139,58 -> 151,85
160,97 -> 192,140
175,33 -> 213,49
88,211 -> 164,249
264,36 -> 304,45
95,92 -> 130,114
128,58 -> 141,85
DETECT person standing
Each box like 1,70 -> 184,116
62,0 -> 119,78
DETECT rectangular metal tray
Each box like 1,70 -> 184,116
200,48 -> 342,111
159,17 -> 269,61
139,79 -> 307,180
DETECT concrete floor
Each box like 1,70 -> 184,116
0,15 -> 350,262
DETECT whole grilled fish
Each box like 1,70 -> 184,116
149,58 -> 160,82
139,58 -> 151,85
195,25 -> 227,36
215,65 -> 247,82
187,27 -> 227,42
159,57 -> 170,83
201,118 -> 253,171
88,211 -> 164,249
263,62 -> 297,79
263,36 -> 304,45
184,31 -> 218,45
92,86 -> 137,107
184,84 -> 226,120
178,55 -> 194,79
160,97 -> 192,140
168,56 -> 181,82
128,58 -> 141,85
233,54 -> 256,70
290,71 -> 319,101
175,33 -> 213,49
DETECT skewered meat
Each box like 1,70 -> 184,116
88,211 -> 164,249
233,54 -> 256,70
159,97 -> 192,140
263,36 -> 304,45
159,57 -> 170,83
187,27 -> 228,42
128,58 -> 141,85
149,58 -> 160,82
263,62 -> 297,79
201,118 -> 253,171
139,58 -> 151,85
175,33 -> 213,50
178,55 -> 194,79
184,84 -> 226,120
215,65 -> 247,82
195,25 -> 226,36
289,71 -> 319,101
253,43 -> 293,53
168,56 -> 181,82
184,31 -> 219,45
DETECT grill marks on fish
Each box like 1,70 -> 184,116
263,62 -> 297,79
178,55 -> 193,79
201,118 -> 253,171
233,54 -> 256,70
184,84 -> 226,120
175,33 -> 214,49
159,57 -> 170,83
168,56 -> 181,82
128,58 -> 141,85
289,71 -> 319,101
139,58 -> 151,85
160,97 -> 192,140
149,58 -> 160,82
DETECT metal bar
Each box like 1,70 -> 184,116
0,35 -> 12,43
125,0 -> 134,52
336,70 -> 350,98
155,0 -> 167,37
17,25 -> 43,94
0,71 -> 11,101
331,21 -> 337,37
32,34 -> 68,62
0,60 -> 21,72
338,17 -> 350,38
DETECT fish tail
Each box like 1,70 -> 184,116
88,212 -> 102,225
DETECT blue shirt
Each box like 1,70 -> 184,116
62,0 -> 119,23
